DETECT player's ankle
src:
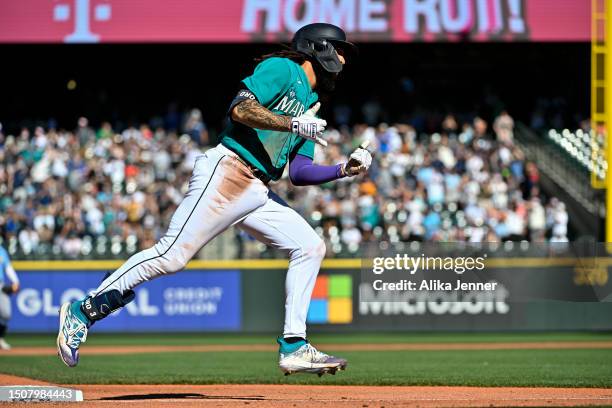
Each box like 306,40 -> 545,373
283,336 -> 307,344
71,301 -> 93,327
79,289 -> 136,325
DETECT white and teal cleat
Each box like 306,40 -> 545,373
277,336 -> 347,377
56,301 -> 89,368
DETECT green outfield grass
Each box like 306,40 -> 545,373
1,333 -> 611,387
6,331 -> 612,347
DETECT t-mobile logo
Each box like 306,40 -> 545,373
53,0 -> 111,43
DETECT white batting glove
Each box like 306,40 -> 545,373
341,141 -> 373,177
291,102 -> 328,147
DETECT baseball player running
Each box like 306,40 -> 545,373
0,245 -> 19,351
57,23 -> 371,376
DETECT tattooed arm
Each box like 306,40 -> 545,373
229,89 -> 327,144
231,98 -> 292,131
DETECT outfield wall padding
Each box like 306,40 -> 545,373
9,260 -> 612,332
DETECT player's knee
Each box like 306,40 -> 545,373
301,238 -> 326,263
155,249 -> 189,274
0,309 -> 10,322
161,240 -> 200,273
160,256 -> 188,274
315,238 -> 327,259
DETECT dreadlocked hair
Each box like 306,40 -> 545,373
255,48 -> 307,65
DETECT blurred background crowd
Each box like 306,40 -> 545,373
0,106 -> 570,259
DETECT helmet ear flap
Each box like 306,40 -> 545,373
293,37 -> 343,74
313,40 -> 343,73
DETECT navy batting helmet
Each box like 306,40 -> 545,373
292,23 -> 358,74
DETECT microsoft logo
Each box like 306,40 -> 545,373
307,274 -> 353,324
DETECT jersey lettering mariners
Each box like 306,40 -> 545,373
220,57 -> 319,181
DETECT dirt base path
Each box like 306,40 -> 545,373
4,341 -> 612,356
1,374 -> 611,407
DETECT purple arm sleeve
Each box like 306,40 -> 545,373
289,154 -> 345,186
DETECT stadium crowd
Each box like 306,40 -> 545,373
0,110 -> 569,259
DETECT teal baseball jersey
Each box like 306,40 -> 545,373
220,57 -> 319,181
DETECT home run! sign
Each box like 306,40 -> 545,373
0,0 -> 589,43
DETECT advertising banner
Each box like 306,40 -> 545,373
0,0 -> 589,44
9,251 -> 612,333
354,242 -> 612,330
9,269 -> 241,332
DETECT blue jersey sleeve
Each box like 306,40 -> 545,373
0,247 -> 8,266
0,247 -> 8,281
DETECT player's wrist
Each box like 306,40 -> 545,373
338,163 -> 351,178
337,163 -> 346,178
290,117 -> 298,133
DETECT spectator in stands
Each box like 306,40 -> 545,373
528,197 -> 547,241
473,117 -> 489,139
0,112 -> 569,259
494,110 -> 514,144
76,117 -> 95,145
183,108 -> 209,146
547,198 -> 569,242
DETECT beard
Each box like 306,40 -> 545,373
313,62 -> 339,93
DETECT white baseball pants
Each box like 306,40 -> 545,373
92,144 -> 324,338
0,290 -> 11,326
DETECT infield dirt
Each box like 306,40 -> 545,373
2,373 -> 612,407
